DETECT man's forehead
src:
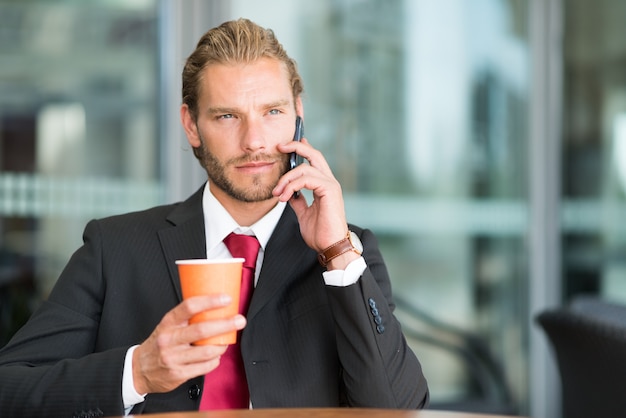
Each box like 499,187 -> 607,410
199,59 -> 294,108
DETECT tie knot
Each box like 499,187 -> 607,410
223,233 -> 260,270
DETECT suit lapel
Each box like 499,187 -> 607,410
156,188 -> 312,316
246,206 -> 312,322
158,186 -> 206,301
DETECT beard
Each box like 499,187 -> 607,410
196,133 -> 291,203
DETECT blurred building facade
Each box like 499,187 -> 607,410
1,1 -> 625,417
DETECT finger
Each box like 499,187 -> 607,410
273,167 -> 306,201
163,295 -> 232,327
173,340 -> 229,367
172,357 -> 223,379
281,168 -> 338,201
181,314 -> 247,347
151,339 -> 227,369
166,357 -> 223,381
296,138 -> 333,174
274,157 -> 335,200
288,190 -> 309,214
279,138 -> 332,175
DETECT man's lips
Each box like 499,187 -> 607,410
238,161 -> 273,167
236,160 -> 276,172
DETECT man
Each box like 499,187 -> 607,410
0,18 -> 429,417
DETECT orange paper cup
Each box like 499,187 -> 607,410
176,258 -> 244,345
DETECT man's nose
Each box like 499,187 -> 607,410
241,118 -> 266,152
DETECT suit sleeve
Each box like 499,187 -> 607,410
324,227 -> 429,409
0,220 -> 127,418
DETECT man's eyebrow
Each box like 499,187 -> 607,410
264,99 -> 291,109
206,100 -> 292,115
207,106 -> 238,115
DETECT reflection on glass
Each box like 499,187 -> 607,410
614,115 -> 626,196
0,1 -> 161,343
562,0 -> 626,302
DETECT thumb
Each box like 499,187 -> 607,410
288,192 -> 308,217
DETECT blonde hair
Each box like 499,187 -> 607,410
182,18 -> 304,121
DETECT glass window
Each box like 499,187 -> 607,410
0,1 -> 162,343
562,0 -> 626,303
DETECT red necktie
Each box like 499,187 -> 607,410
200,233 -> 260,410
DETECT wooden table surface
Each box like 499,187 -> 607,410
129,408 -> 521,418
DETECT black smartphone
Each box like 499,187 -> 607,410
289,116 -> 304,197
289,116 -> 304,170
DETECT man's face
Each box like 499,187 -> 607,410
187,58 -> 300,203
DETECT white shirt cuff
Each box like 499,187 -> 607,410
122,345 -> 146,413
322,256 -> 367,287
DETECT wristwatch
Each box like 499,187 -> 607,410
317,230 -> 363,266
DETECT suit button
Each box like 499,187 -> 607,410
376,324 -> 385,334
189,384 -> 201,400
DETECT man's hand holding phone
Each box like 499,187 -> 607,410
274,117 -> 351,263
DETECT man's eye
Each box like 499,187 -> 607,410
268,109 -> 281,115
218,114 -> 234,119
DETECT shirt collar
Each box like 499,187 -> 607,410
202,181 -> 286,253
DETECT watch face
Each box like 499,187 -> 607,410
349,231 -> 364,253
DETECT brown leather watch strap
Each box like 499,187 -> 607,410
318,232 -> 354,267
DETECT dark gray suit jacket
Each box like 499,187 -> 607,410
0,186 -> 428,417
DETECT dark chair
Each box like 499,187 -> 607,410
395,296 -> 516,415
536,296 -> 626,418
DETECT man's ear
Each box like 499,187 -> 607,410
295,96 -> 304,119
180,104 -> 201,148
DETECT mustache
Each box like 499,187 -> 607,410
228,152 -> 286,165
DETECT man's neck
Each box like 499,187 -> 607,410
211,187 -> 280,227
